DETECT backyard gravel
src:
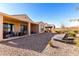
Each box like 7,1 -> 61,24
0,33 -> 79,56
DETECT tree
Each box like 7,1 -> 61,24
61,23 -> 65,28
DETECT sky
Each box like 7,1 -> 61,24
0,3 -> 79,28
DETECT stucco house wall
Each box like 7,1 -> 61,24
0,15 -> 3,40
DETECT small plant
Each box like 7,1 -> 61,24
48,40 -> 53,47
67,31 -> 76,37
55,30 -> 61,34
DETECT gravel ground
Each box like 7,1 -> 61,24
42,40 -> 79,56
0,33 -> 79,56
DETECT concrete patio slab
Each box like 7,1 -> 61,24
1,33 -> 55,53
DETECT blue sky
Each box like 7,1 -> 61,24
0,3 -> 79,27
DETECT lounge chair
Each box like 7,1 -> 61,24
51,33 -> 74,44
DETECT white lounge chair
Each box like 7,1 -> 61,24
51,33 -> 74,44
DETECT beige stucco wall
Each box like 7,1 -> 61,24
0,15 -> 3,40
31,24 -> 39,34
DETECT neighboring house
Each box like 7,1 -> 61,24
0,12 -> 40,40
37,22 -> 45,33
37,22 -> 55,33
44,23 -> 55,32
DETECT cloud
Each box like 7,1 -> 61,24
67,21 -> 79,27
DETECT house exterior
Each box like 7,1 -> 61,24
0,12 -> 40,40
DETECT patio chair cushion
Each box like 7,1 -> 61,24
52,34 -> 67,41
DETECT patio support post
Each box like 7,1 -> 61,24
28,22 -> 31,35
0,15 -> 3,40
38,24 -> 41,33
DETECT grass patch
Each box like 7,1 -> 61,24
74,38 -> 79,47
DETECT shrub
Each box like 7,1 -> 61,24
55,30 -> 61,34
73,30 -> 78,33
67,31 -> 76,37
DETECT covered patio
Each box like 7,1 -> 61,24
0,13 -> 39,40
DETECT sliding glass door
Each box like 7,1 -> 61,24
20,25 -> 27,32
20,24 -> 27,35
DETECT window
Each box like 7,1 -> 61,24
20,25 -> 27,32
3,23 -> 14,32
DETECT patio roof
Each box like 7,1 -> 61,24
0,12 -> 39,25
12,14 -> 33,22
